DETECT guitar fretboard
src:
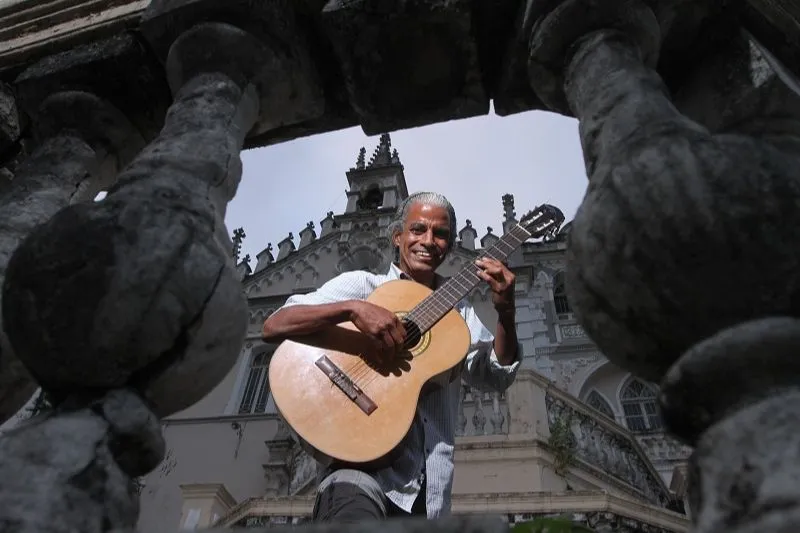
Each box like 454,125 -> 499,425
405,224 -> 531,333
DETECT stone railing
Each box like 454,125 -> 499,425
636,434 -> 693,466
544,387 -> 672,508
456,385 -> 510,437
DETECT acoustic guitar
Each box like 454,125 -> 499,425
268,204 -> 565,468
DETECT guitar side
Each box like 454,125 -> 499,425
268,278 -> 472,466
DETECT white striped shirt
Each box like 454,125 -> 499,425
280,263 -> 521,518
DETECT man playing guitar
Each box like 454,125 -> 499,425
262,191 -> 521,522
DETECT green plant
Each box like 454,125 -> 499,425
511,517 -> 594,533
548,415 -> 575,477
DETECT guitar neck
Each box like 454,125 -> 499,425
406,224 -> 531,332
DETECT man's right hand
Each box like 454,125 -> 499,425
348,300 -> 407,359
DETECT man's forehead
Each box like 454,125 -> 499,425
406,203 -> 449,223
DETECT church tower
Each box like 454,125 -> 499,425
334,133 -> 409,273
343,133 -> 408,215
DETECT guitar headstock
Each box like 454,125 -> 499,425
518,204 -> 566,239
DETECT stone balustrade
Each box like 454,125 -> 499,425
456,385 -> 510,438
544,384 -> 671,508
0,0 -> 799,532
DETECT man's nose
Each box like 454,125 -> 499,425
420,231 -> 434,245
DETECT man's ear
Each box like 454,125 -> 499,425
392,231 -> 401,248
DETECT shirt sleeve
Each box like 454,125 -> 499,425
460,302 -> 522,393
278,271 -> 371,309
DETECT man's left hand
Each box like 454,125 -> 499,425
475,257 -> 516,313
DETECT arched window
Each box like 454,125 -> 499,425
553,271 -> 571,314
620,378 -> 662,433
238,346 -> 275,414
585,390 -> 614,419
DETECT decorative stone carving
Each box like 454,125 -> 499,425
458,385 -> 509,437
557,356 -> 598,390
545,392 -> 670,507
559,323 -> 586,339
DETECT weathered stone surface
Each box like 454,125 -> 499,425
14,32 -> 170,144
140,0 -> 325,138
528,0 -> 661,114
659,317 -> 800,445
0,389 -> 159,532
496,0 -> 730,117
741,0 -> 800,80
551,23 -> 800,383
320,0 -> 488,135
0,81 -> 20,156
3,23 -> 257,417
687,390 -> 800,533
0,91 -> 141,423
671,27 -> 800,138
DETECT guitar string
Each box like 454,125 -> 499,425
346,226 -> 533,390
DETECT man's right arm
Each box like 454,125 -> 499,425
260,271 -> 406,353
261,301 -> 359,342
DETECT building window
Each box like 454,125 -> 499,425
553,271 -> 571,314
585,390 -> 614,419
620,378 -> 662,433
238,347 -> 274,414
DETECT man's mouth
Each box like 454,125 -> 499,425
413,250 -> 436,261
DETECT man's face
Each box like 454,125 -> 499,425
393,202 -> 451,281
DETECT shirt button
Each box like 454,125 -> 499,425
423,417 -> 428,423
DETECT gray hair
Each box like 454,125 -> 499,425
388,191 -> 458,251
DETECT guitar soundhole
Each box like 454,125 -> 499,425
402,318 -> 423,351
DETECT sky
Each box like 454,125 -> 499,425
224,106 -> 589,264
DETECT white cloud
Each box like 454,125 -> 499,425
225,108 -> 588,262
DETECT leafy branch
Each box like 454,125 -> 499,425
548,415 -> 575,478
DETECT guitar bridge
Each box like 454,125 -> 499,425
315,355 -> 378,415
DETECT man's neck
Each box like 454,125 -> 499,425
395,263 -> 437,289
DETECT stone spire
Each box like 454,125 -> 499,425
367,133 -> 400,168
458,219 -> 478,250
354,147 -> 366,170
254,243 -> 274,273
231,227 -> 246,262
502,194 -> 517,234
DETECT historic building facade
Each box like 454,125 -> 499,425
123,134 -> 691,532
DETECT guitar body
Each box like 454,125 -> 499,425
268,279 -> 472,468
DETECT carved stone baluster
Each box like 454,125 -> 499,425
457,384 -> 468,437
527,1 -> 800,531
0,19 -> 281,531
3,22 -> 271,416
0,90 -> 144,422
490,391 -> 506,434
472,390 -> 487,435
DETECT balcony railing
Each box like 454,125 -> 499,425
544,385 -> 673,507
456,384 -> 510,437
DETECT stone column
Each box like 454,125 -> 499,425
0,19 -> 275,532
527,1 -> 800,531
3,21 -> 268,417
0,90 -> 143,422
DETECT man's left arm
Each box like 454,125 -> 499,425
461,258 -> 522,392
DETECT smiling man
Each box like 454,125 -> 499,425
262,191 -> 521,522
